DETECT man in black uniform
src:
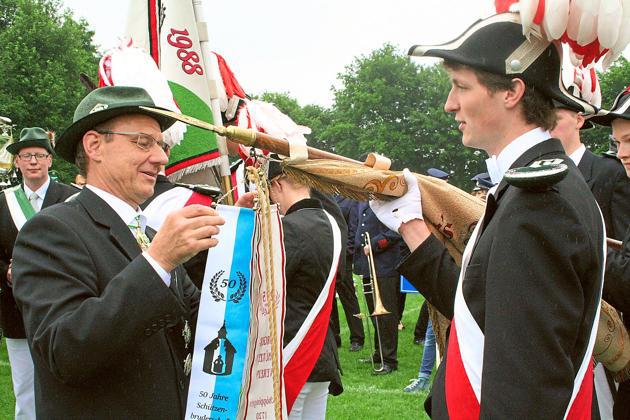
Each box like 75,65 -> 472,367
353,201 -> 403,375
0,127 -> 77,418
590,86 -> 630,419
267,159 -> 342,419
371,13 -> 605,417
551,96 -> 630,240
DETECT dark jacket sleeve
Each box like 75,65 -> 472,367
370,229 -> 402,254
608,173 -> 630,241
397,236 -> 459,320
479,190 -> 599,418
12,211 -> 194,385
604,229 -> 630,314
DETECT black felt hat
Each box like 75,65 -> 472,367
409,13 -> 597,115
588,88 -> 630,127
55,86 -> 179,163
7,127 -> 54,155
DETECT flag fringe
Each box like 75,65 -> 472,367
167,157 -> 223,183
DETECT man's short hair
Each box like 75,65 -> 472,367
74,121 -> 115,176
443,60 -> 557,131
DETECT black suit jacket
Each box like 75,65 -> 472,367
578,148 -> 630,240
0,180 -> 78,337
141,174 -> 209,289
399,139 -> 604,418
12,188 -> 200,418
282,198 -> 341,391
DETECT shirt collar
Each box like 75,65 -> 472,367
569,143 -> 586,165
23,177 -> 51,199
485,127 -> 551,185
85,184 -> 147,231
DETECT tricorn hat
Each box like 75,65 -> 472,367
55,86 -> 179,163
7,127 -> 54,155
408,13 -> 596,115
588,87 -> 630,127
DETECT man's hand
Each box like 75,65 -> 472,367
363,245 -> 370,256
6,260 -> 12,287
235,191 -> 256,209
148,205 -> 225,272
370,168 -> 423,232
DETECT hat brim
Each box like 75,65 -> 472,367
55,105 -> 178,163
7,139 -> 54,155
588,93 -> 630,127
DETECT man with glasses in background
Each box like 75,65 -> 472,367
0,127 -> 77,418
11,86 -> 226,417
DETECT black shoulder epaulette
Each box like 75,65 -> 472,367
504,158 -> 568,191
174,182 -> 222,199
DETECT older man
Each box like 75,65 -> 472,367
371,13 -> 605,418
12,86 -> 225,418
591,86 -> 630,419
0,127 -> 77,418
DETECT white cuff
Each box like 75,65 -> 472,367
142,251 -> 171,287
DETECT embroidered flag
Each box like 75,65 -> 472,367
124,0 -> 221,181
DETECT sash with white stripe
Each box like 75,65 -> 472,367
445,198 -> 606,419
282,210 -> 342,413
4,185 -> 36,230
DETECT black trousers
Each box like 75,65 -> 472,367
331,263 -> 365,346
363,275 -> 400,368
614,381 -> 630,420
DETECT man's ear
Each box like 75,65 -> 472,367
83,131 -> 103,162
504,78 -> 526,110
576,113 -> 585,130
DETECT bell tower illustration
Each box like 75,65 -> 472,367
203,322 -> 236,376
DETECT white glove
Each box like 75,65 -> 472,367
369,168 -> 423,232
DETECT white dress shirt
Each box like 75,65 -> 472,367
569,143 -> 586,166
23,177 -> 50,212
485,127 -> 552,189
85,185 -> 171,286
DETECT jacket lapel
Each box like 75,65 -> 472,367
76,188 -> 142,261
479,138 -> 567,235
577,149 -> 595,186
41,180 -> 61,209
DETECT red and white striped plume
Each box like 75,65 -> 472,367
495,0 -> 630,68
205,51 -> 247,122
98,39 -> 187,148
571,64 -> 602,107
234,99 -> 311,166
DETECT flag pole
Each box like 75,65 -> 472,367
191,0 -> 234,204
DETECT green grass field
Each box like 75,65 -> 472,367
0,293 -> 431,419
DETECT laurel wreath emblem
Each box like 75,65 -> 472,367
208,270 -> 247,303
209,270 -> 225,302
229,272 -> 247,303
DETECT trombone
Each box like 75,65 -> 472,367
354,231 -> 390,372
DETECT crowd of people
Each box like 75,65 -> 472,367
1,10 -> 630,420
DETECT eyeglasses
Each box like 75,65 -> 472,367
96,130 -> 167,151
17,152 -> 50,161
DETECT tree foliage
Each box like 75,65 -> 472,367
0,0 -> 98,182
